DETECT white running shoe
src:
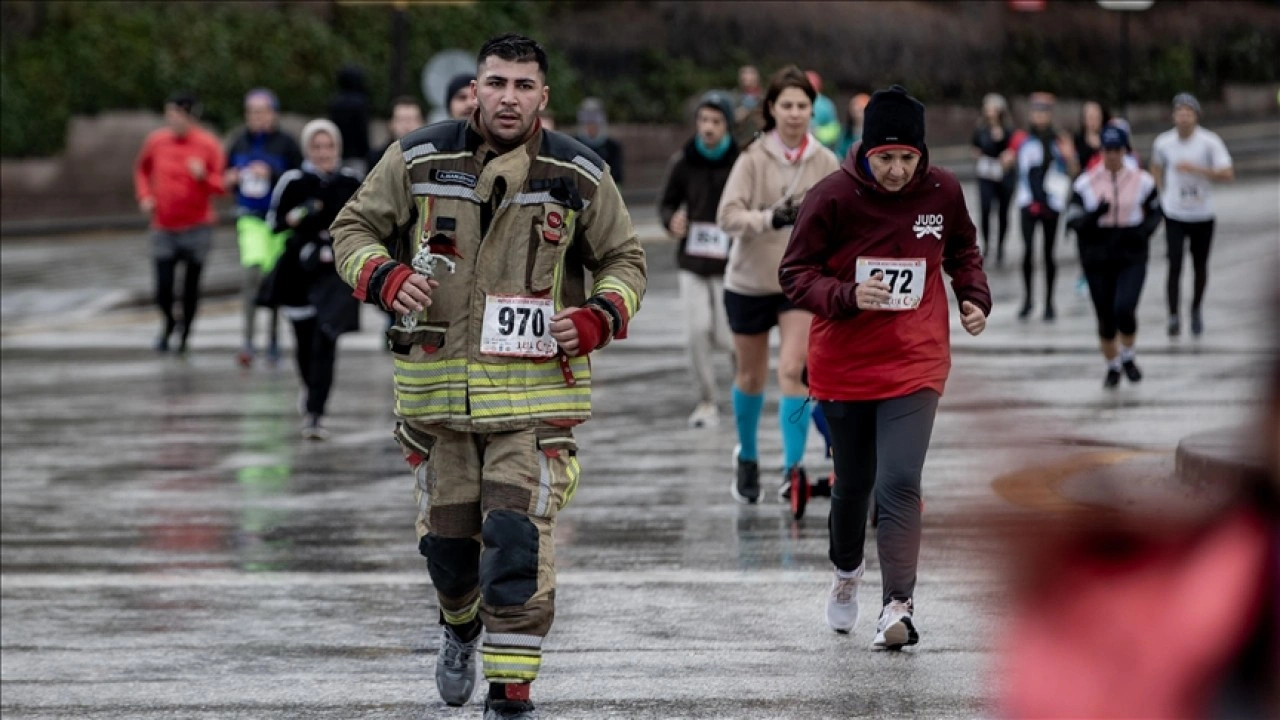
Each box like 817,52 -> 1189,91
687,401 -> 720,429
825,562 -> 864,634
301,414 -> 330,441
872,598 -> 918,650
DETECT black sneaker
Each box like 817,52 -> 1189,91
1043,304 -> 1056,322
1104,368 -> 1122,388
1122,358 -> 1143,383
1018,301 -> 1033,320
731,445 -> 760,504
811,473 -> 833,497
484,698 -> 537,720
1190,309 -> 1204,336
1167,314 -> 1181,337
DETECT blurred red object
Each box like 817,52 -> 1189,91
1008,0 -> 1047,11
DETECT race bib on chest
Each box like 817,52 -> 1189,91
976,156 -> 1004,182
856,257 -> 926,311
239,171 -> 271,199
685,222 -> 731,259
481,295 -> 557,358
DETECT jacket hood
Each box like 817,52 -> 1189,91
756,131 -> 826,165
842,140 -> 934,195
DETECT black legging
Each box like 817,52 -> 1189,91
291,316 -> 339,417
1021,208 -> 1060,310
1083,256 -> 1147,339
1165,218 -> 1215,315
978,179 -> 1013,262
154,257 -> 204,346
822,390 -> 939,606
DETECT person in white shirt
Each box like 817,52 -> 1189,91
1149,93 -> 1234,337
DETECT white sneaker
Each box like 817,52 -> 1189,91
687,401 -> 719,428
825,562 -> 864,633
872,598 -> 918,650
301,414 -> 330,441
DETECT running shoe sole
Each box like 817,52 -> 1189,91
873,618 -> 919,650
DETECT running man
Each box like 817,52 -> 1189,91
1150,93 -> 1234,337
225,88 -> 302,367
331,33 -> 646,720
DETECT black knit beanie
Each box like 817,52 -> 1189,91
861,85 -> 925,154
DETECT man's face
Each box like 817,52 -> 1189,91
164,103 -> 192,135
739,66 -> 759,92
1173,106 -> 1198,133
1030,107 -> 1053,129
390,103 -> 423,140
696,107 -> 727,147
448,86 -> 478,121
475,56 -> 547,145
244,97 -> 275,134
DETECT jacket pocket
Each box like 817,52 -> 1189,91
526,203 -> 571,295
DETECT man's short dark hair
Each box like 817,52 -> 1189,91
390,95 -> 422,114
477,33 -> 548,77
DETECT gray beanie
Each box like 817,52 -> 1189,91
1173,92 -> 1201,116
696,90 -> 735,130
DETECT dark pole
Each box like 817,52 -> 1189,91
1120,11 -> 1130,115
391,5 -> 408,99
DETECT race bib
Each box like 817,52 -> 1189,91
856,257 -> 926,311
239,171 -> 271,199
976,156 -> 1005,182
686,222 -> 731,259
1043,168 -> 1070,208
480,296 -> 557,358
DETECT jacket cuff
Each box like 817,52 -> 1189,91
353,256 -> 391,302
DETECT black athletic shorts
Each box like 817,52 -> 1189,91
723,289 -> 798,335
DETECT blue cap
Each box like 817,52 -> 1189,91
1101,124 -> 1130,150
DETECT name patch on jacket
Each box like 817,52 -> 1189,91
431,169 -> 478,188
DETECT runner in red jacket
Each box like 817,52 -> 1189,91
779,85 -> 991,650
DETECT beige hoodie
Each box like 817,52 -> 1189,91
716,132 -> 839,296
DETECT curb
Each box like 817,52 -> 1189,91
1175,427 -> 1268,489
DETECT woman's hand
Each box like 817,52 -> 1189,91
855,274 -> 891,309
960,301 -> 987,336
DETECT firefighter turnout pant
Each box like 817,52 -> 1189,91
395,421 -> 580,685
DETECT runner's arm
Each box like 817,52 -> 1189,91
942,186 -> 991,316
656,151 -> 686,235
575,171 -> 647,345
717,155 -> 771,236
329,143 -> 414,303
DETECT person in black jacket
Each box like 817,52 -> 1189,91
265,119 -> 363,439
574,97 -> 623,185
657,91 -> 739,429
328,64 -> 371,178
971,93 -> 1016,268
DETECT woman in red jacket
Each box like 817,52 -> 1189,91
779,85 -> 991,650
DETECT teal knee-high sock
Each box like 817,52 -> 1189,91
779,395 -> 812,470
732,385 -> 765,462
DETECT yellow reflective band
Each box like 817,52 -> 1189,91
562,457 -> 581,507
535,156 -> 602,185
593,276 -> 640,318
483,653 -> 542,666
407,151 -> 472,169
468,361 -> 591,388
342,246 -> 392,286
442,599 -> 480,625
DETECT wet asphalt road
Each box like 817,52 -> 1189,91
2,179 -> 1277,719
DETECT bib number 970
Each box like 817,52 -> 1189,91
481,296 -> 557,358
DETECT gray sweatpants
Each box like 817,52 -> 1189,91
821,390 -> 939,606
677,270 -> 732,404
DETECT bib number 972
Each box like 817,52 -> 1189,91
855,257 -> 926,311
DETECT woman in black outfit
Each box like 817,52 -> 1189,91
971,93 -> 1015,267
266,119 -> 362,439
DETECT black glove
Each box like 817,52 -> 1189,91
1089,200 -> 1111,220
771,203 -> 799,229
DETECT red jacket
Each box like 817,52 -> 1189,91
134,126 -> 227,231
779,145 -> 991,401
